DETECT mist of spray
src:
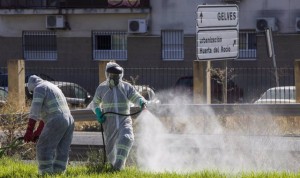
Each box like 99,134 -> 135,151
134,90 -> 300,173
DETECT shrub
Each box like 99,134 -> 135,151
0,103 -> 36,160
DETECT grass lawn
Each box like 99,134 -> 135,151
1,157 -> 300,178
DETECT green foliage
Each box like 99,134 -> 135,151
1,157 -> 300,178
85,149 -> 114,173
0,157 -> 38,177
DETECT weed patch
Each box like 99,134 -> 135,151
0,103 -> 36,159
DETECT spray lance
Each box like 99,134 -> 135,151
97,103 -> 148,164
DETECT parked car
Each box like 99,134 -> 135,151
174,75 -> 244,103
0,87 -> 8,107
254,86 -> 296,104
53,81 -> 93,108
26,81 -> 92,108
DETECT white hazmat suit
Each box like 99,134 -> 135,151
90,62 -> 147,171
26,75 -> 74,175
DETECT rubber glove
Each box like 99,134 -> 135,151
139,99 -> 147,110
24,118 -> 36,143
32,120 -> 44,142
95,107 -> 105,123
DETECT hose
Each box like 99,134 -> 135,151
99,109 -> 143,164
100,123 -> 106,164
100,109 -> 143,118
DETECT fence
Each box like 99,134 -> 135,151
227,67 -> 294,103
0,66 -> 295,104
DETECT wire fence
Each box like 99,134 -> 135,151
0,66 -> 295,104
227,67 -> 294,103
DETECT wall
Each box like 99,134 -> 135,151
239,0 -> 300,33
1,32 -> 300,69
1,0 -> 300,70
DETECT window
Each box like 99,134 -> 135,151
238,30 -> 257,60
59,85 -> 75,98
22,31 -> 57,60
74,86 -> 87,99
92,31 -> 127,60
161,30 -> 184,61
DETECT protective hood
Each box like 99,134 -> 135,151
105,62 -> 124,80
27,75 -> 44,93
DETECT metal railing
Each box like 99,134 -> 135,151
92,31 -> 128,60
238,30 -> 257,60
71,104 -> 300,137
22,31 -> 57,60
0,0 -> 150,9
71,104 -> 300,121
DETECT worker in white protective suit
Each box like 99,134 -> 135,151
90,61 -> 147,171
23,75 -> 74,175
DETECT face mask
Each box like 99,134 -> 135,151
108,73 -> 120,87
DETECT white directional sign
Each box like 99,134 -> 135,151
196,5 -> 239,60
197,5 -> 238,28
197,29 -> 238,60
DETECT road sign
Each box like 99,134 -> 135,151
197,29 -> 238,60
196,5 -> 239,60
197,5 -> 238,29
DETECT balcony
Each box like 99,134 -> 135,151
0,0 -> 150,9
0,0 -> 151,14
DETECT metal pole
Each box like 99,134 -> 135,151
270,29 -> 279,87
266,28 -> 279,87
100,124 -> 106,164
225,60 -> 228,103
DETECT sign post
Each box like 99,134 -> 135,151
195,5 -> 239,104
196,5 -> 239,60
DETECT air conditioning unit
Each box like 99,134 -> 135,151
296,17 -> 300,32
256,17 -> 278,32
128,19 -> 147,33
46,15 -> 65,29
